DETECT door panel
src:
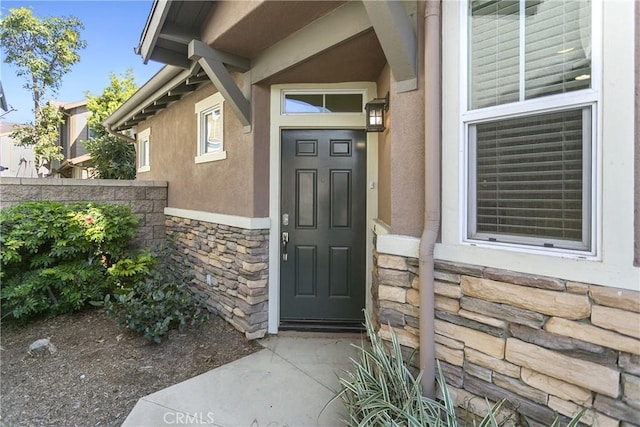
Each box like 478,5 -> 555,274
281,129 -> 366,326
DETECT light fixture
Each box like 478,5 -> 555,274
365,92 -> 389,132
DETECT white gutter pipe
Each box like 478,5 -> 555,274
419,0 -> 441,398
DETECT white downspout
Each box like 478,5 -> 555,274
419,0 -> 441,398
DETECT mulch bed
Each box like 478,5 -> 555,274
0,308 -> 261,426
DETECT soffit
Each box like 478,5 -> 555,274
205,1 -> 347,59
263,29 -> 386,85
147,1 -> 347,67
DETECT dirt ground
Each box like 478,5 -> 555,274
0,308 -> 261,426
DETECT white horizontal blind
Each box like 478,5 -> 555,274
525,1 -> 591,99
469,0 -> 520,109
471,107 -> 589,248
469,0 -> 591,109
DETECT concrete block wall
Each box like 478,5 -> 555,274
165,215 -> 269,340
0,178 -> 168,248
374,245 -> 640,426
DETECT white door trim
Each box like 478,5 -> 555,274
268,82 -> 379,333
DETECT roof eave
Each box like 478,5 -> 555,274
137,0 -> 173,64
103,65 -> 187,132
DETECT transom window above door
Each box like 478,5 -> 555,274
282,92 -> 364,114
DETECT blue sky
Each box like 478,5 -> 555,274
1,0 -> 164,124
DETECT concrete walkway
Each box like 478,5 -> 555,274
122,334 -> 363,427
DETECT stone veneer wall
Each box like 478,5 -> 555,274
0,177 -> 167,248
374,248 -> 640,426
165,215 -> 269,340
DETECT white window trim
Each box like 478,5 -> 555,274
195,92 -> 227,164
459,0 -> 601,258
438,0 -> 639,291
137,128 -> 151,173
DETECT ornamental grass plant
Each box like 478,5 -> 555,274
330,311 -> 585,427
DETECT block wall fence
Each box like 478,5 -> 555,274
0,178 -> 168,248
373,238 -> 640,426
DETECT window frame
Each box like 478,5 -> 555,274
195,92 -> 227,164
281,90 -> 366,115
137,128 -> 151,173
461,0 -> 601,256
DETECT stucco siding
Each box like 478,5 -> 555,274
377,65 -> 392,227
251,83 -> 271,218
136,83 -> 265,218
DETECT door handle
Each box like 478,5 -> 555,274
281,231 -> 289,261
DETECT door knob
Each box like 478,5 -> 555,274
281,231 -> 289,261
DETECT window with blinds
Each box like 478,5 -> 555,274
469,0 -> 591,109
465,0 -> 594,252
469,108 -> 590,249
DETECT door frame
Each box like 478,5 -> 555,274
268,82 -> 379,333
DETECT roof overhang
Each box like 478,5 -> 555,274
104,64 -> 207,132
110,0 -> 418,132
136,1 -> 214,68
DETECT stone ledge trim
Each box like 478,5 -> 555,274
435,319 -> 505,359
462,276 -> 591,320
544,316 -> 640,355
164,207 -> 270,230
591,305 -> 640,339
521,368 -> 592,406
505,338 -> 620,398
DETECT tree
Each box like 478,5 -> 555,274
0,7 -> 86,115
9,103 -> 64,171
84,70 -> 138,180
86,69 -> 137,138
0,7 -> 86,173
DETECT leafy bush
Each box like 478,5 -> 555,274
103,248 -> 209,344
331,311 -> 585,426
0,201 -> 138,319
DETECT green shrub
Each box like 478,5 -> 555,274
331,311 -> 585,426
104,249 -> 209,344
0,201 -> 138,319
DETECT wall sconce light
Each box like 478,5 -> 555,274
365,92 -> 389,132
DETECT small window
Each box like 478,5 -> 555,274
137,128 -> 151,173
195,93 -> 227,163
283,92 -> 363,114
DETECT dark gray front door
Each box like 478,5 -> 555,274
280,129 -> 366,328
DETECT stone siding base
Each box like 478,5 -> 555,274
374,248 -> 640,426
166,215 -> 269,340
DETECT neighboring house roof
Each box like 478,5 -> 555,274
0,121 -> 19,135
58,153 -> 92,173
50,99 -> 88,112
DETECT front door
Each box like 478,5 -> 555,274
280,129 -> 366,329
